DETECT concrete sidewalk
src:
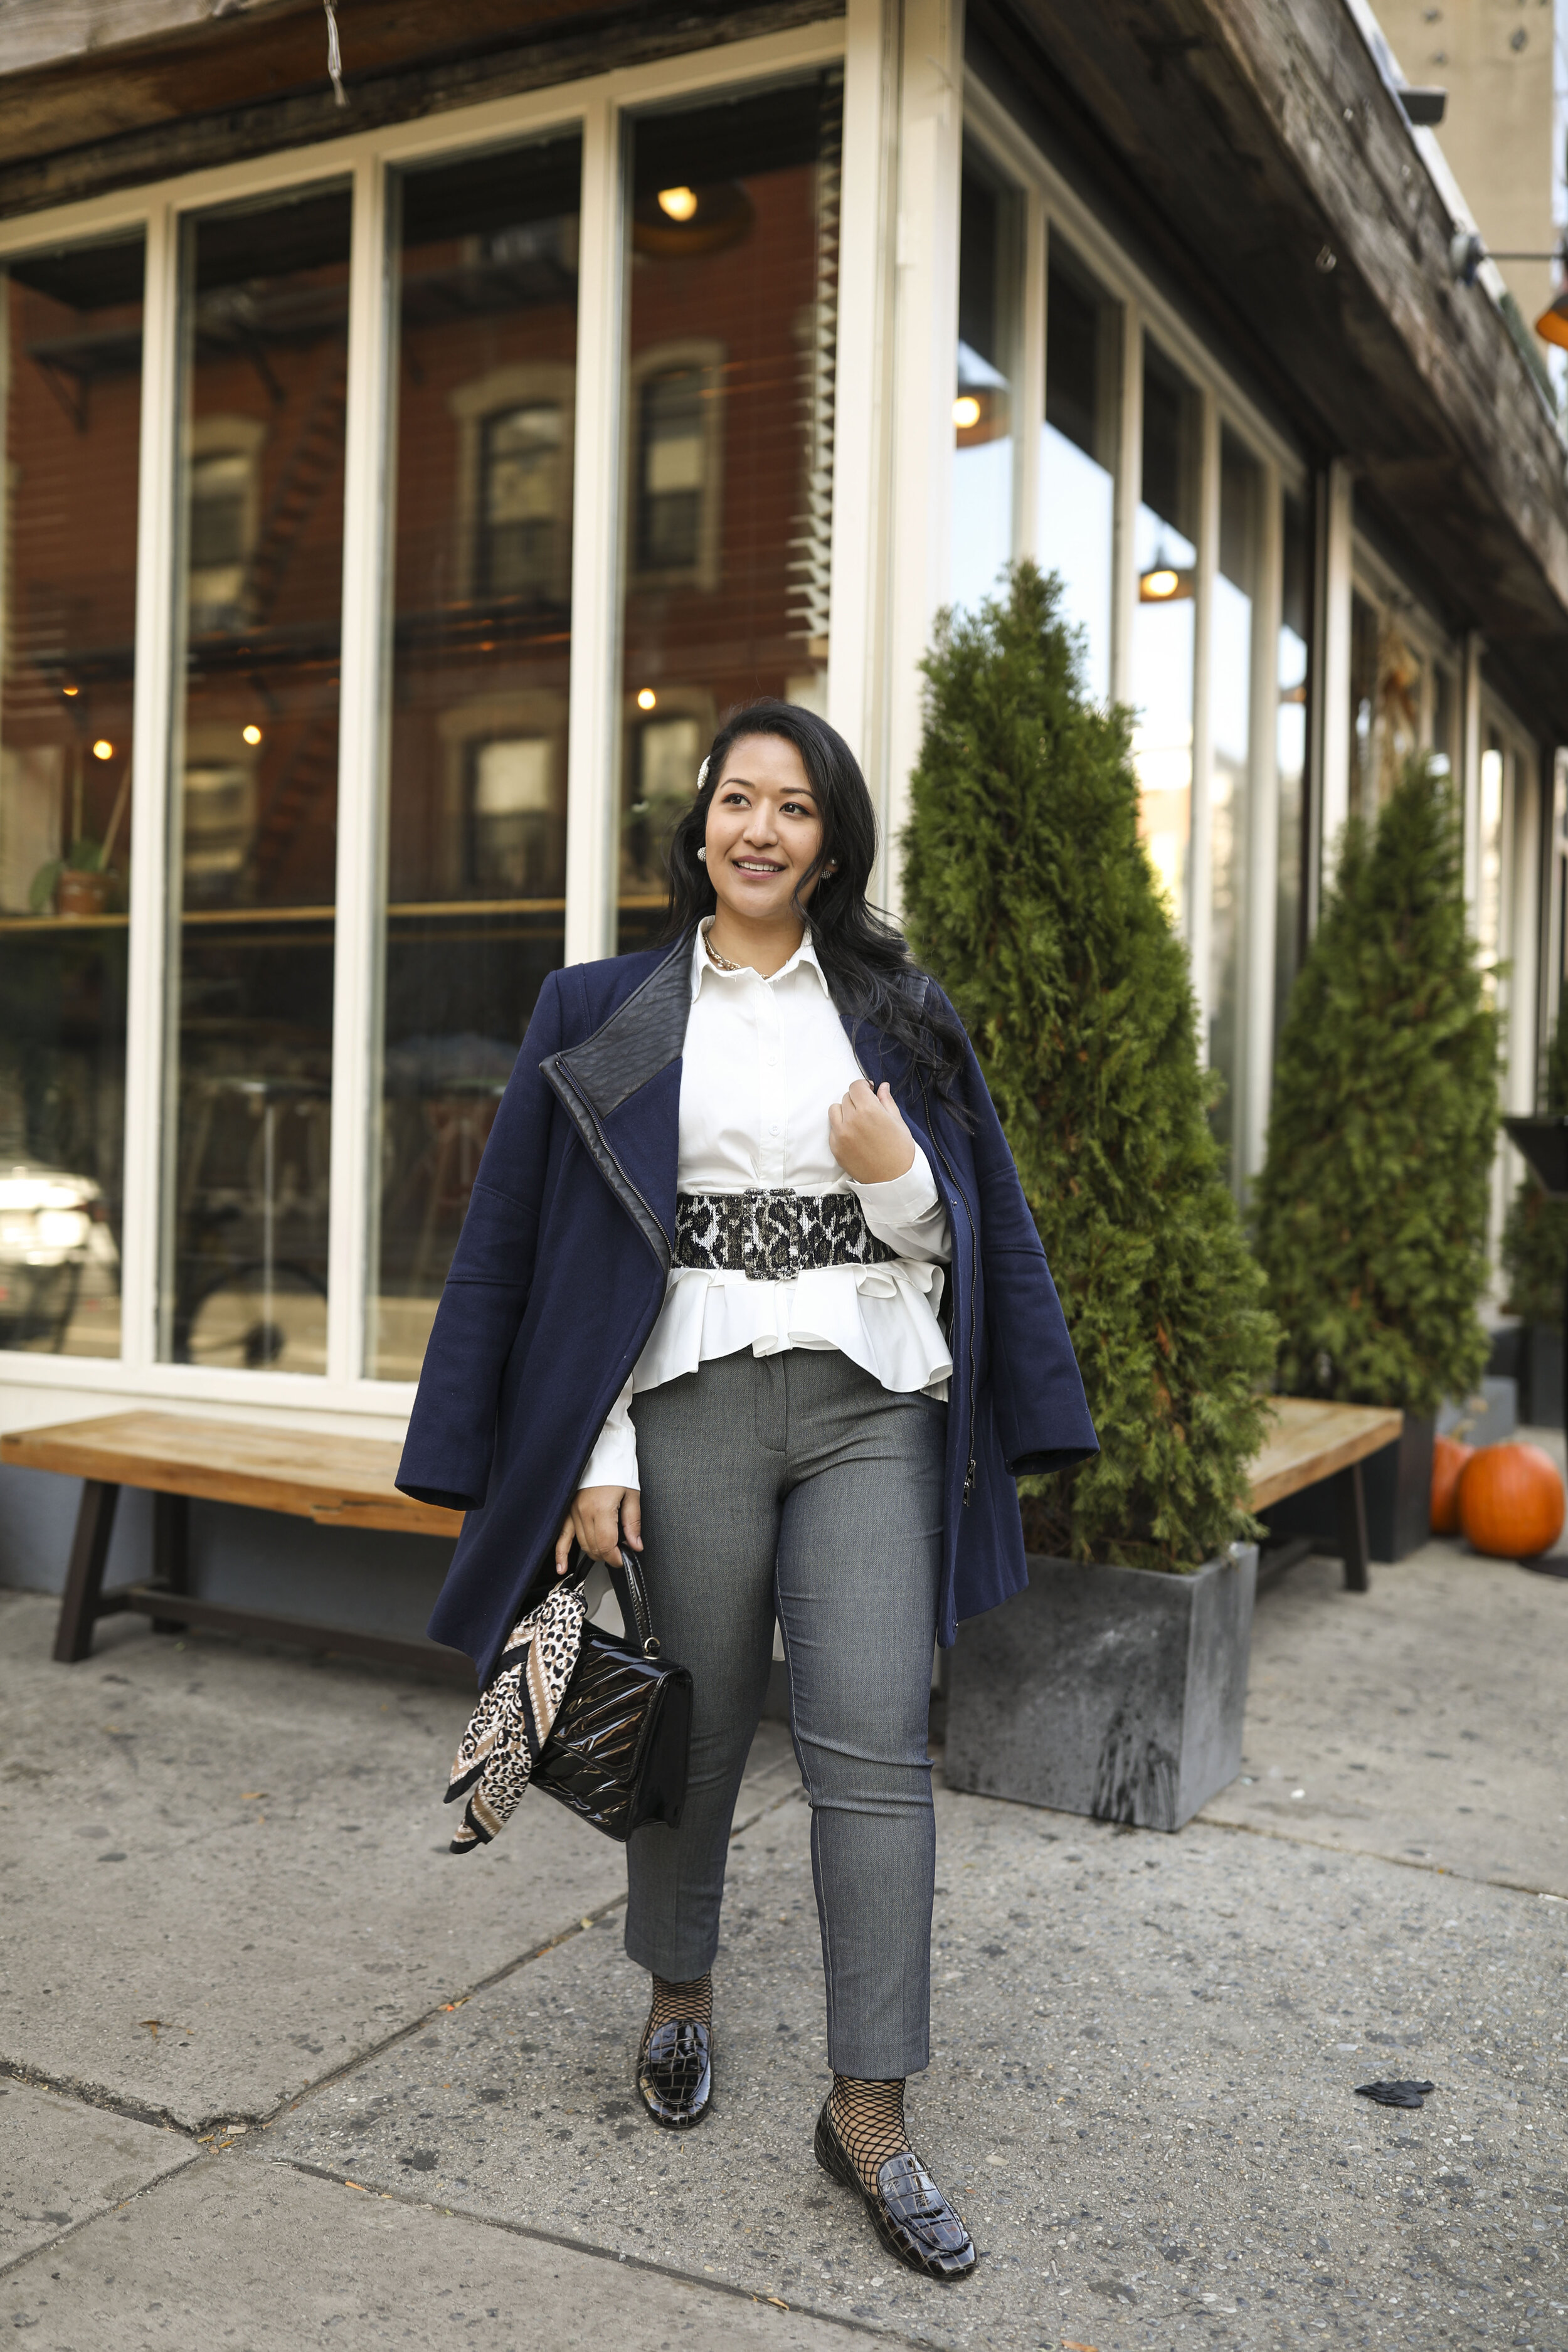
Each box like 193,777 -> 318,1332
1,1537 -> 1564,2351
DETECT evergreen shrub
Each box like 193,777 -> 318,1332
903,564 -> 1276,1574
1500,1017 -> 1568,1331
1253,756 -> 1498,1414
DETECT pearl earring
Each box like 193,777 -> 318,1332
697,847 -> 707,863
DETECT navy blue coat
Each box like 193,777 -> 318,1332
397,938 -> 1097,1687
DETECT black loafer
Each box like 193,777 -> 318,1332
637,2018 -> 712,2129
813,2099 -> 975,2281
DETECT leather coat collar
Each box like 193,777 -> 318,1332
539,935 -> 944,1278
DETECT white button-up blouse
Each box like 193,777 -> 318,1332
579,923 -> 953,1491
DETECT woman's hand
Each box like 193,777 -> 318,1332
829,1079 -> 916,1185
554,1485 -> 641,1572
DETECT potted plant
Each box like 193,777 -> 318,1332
1252,756 -> 1499,1560
29,764 -> 132,918
1500,1017 -> 1568,1428
30,838 -> 119,918
903,565 -> 1278,1831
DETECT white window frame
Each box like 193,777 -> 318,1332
960,72 -> 1307,1189
0,17 -> 848,1431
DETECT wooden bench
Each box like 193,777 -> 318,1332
1246,1396 -> 1406,1591
4,1396 -> 1404,1683
0,1411 -> 470,1685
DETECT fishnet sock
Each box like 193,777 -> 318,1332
828,2074 -> 912,2195
646,1972 -> 712,2037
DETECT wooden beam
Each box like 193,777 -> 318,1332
0,0 -> 842,212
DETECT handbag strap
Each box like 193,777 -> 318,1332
568,1542 -> 662,1659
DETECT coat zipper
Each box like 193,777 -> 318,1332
924,1113 -> 978,1507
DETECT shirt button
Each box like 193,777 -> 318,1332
770,1123 -> 780,1136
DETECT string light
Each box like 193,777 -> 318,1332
657,187 -> 699,223
242,724 -> 263,746
952,395 -> 982,430
637,687 -> 658,711
92,739 -> 114,761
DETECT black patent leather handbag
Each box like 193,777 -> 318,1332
530,1546 -> 693,1842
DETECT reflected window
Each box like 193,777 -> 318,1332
162,184 -> 351,1374
1040,238 -> 1118,702
1275,490 -> 1310,1036
635,363 -> 714,578
617,72 -> 843,947
1131,337 -> 1201,923
479,403 -> 565,596
952,153 -> 1019,617
468,736 -> 556,892
371,133 -> 581,1381
0,233 -> 142,1359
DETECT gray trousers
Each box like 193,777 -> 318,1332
624,1347 -> 945,2079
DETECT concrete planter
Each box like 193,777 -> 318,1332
943,1544 -> 1258,1832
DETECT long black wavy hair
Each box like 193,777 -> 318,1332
663,699 -> 971,1106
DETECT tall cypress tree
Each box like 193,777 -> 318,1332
1253,756 -> 1498,1412
1500,1016 -> 1568,1330
904,564 -> 1276,1574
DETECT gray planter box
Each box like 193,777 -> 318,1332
943,1544 -> 1258,1831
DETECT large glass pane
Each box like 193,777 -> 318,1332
1274,489 -> 1309,1036
951,152 -> 1018,617
162,187 -> 350,1372
1430,660 -> 1456,777
1039,236 -> 1118,704
617,70 -> 843,950
1131,338 -> 1200,922
1350,588 -> 1423,825
1477,726 -> 1506,976
371,135 -> 581,1383
0,237 -> 142,1357
1208,429 -> 1262,1174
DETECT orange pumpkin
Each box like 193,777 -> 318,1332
1430,1434 -> 1475,1536
1457,1441 -> 1566,1559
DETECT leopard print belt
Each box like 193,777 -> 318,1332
675,1189 -> 897,1281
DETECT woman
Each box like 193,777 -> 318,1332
398,701 -> 1095,2282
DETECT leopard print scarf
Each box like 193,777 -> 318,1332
444,1576 -> 587,1852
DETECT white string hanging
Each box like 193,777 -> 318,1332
324,0 -> 347,107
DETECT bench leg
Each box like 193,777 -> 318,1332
151,1492 -> 190,1635
1337,1463 -> 1370,1593
52,1480 -> 121,1664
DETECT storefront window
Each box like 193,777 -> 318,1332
1208,429 -> 1261,1170
1430,661 -> 1456,778
1275,490 -> 1309,1036
370,137 -> 581,1382
1039,237 -> 1118,704
0,236 -> 142,1358
1349,588 -> 1422,825
1478,726 -> 1507,977
161,186 -> 351,1372
616,71 -> 842,951
951,153 -> 1018,617
1131,337 -> 1200,922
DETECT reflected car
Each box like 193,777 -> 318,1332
0,1161 -> 119,1347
